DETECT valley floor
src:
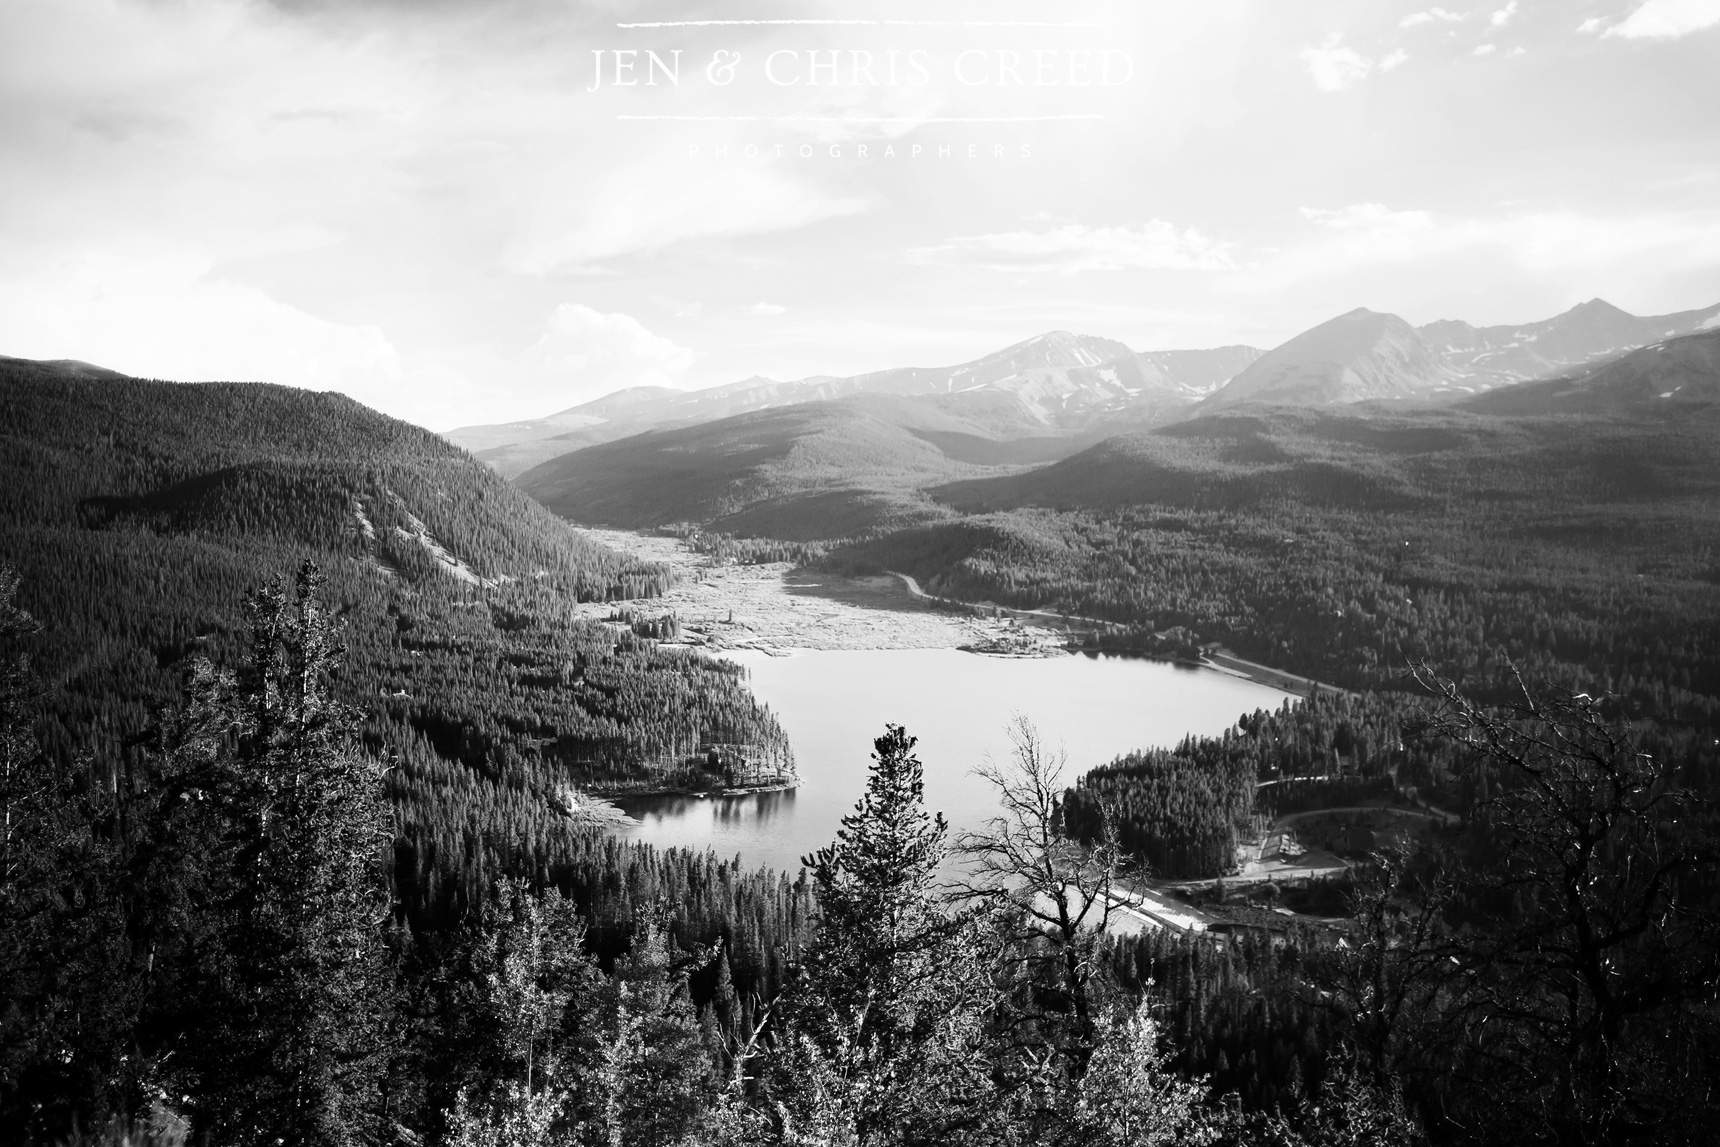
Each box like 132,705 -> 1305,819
569,528 -> 1068,654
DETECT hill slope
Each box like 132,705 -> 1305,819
0,355 -> 787,800
0,355 -> 654,593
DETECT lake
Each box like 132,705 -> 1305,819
611,647 -> 1294,874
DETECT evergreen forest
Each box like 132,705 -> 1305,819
3,359 -> 1718,1145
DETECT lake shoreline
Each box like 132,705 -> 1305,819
1199,648 -> 1349,699
571,528 -> 1335,699
884,567 -> 1338,696
607,645 -> 1296,876
599,780 -> 800,801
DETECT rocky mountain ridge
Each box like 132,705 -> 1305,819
1202,297 -> 1720,412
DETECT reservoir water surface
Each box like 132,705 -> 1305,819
612,647 -> 1294,873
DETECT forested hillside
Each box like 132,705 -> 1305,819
0,357 -> 801,963
0,355 -> 791,776
825,405 -> 1720,716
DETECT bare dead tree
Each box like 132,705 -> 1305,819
1320,843 -> 1454,1089
1407,662 -> 1720,1143
952,714 -> 1131,1083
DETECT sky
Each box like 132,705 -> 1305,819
0,0 -> 1717,430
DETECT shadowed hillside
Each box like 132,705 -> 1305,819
515,393 -> 1085,539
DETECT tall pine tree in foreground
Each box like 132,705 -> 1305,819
157,561 -> 395,1145
762,724 -> 998,1147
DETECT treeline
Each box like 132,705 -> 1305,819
608,606 -> 683,640
677,527 -> 836,567
0,566 -> 804,1143
1063,737 -> 1256,877
0,567 -> 815,1139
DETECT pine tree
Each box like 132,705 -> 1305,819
583,910 -> 715,1147
441,880 -> 597,1147
1070,1000 -> 1205,1147
768,725 -> 999,1146
797,725 -> 955,1052
161,561 -> 395,1146
0,566 -> 59,1115
0,569 -> 136,1141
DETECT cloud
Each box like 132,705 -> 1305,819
1578,17 -> 1606,32
1474,43 -> 1499,55
1604,0 -> 1720,39
750,303 -> 787,316
528,304 -> 694,401
1299,35 -> 1374,91
1379,49 -> 1411,71
902,222 -> 1235,275
0,249 -> 401,401
651,294 -> 703,319
1491,1 -> 1520,28
506,163 -> 874,273
1262,202 -> 1720,285
1400,8 -> 1467,27
1301,203 -> 1439,244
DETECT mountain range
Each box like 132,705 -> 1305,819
1469,326 -> 1720,415
509,318 -> 1720,543
452,297 -> 1720,477
1202,298 -> 1720,412
448,335 -> 1264,477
